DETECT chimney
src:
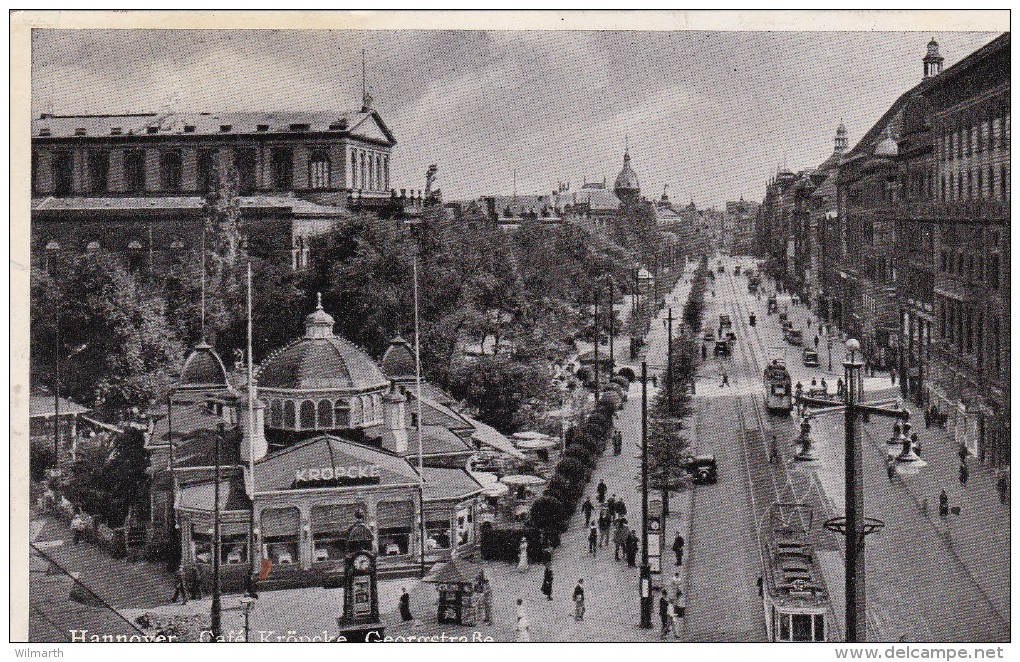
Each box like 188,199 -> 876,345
385,387 -> 408,453
240,396 -> 268,462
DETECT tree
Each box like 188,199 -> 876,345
530,495 -> 564,534
448,355 -> 551,433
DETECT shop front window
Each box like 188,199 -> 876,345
192,526 -> 212,564
377,501 -> 413,556
311,504 -> 363,563
456,506 -> 474,546
221,533 -> 249,565
261,507 -> 300,566
425,518 -> 452,551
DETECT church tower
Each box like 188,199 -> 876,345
835,120 -> 848,153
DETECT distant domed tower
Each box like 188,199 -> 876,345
613,148 -> 641,206
177,340 -> 231,394
835,121 -> 848,153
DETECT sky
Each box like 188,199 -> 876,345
32,29 -> 1001,207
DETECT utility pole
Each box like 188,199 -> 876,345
53,314 -> 61,459
608,278 -> 615,370
667,307 -> 673,414
594,286 -> 600,402
639,361 -> 652,629
211,423 -> 224,640
842,343 -> 865,642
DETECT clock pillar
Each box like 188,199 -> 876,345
336,522 -> 385,642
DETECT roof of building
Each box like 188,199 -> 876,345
380,335 -> 417,380
33,109 -> 396,145
29,395 -> 90,417
421,466 -> 484,502
923,32 -> 1008,89
176,474 -> 251,513
257,300 -> 388,392
552,186 -> 620,211
422,557 -> 483,585
32,195 -> 351,219
252,434 -> 420,492
172,428 -> 242,468
147,403 -> 225,448
178,341 -> 231,391
376,423 -> 474,459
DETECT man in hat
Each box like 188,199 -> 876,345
573,579 -> 586,621
399,587 -> 413,622
581,497 -> 595,527
659,589 -> 673,639
598,507 -> 612,547
614,520 -> 628,562
588,524 -> 598,557
171,564 -> 188,605
541,562 -> 554,601
671,532 -> 685,565
597,480 -> 607,504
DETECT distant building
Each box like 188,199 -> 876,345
724,199 -> 760,256
30,98 -> 424,273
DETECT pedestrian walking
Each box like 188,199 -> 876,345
659,590 -> 672,639
614,521 -> 627,561
582,497 -> 595,526
573,579 -> 586,621
997,474 -> 1009,504
541,562 -> 554,600
597,480 -> 607,504
516,599 -> 531,642
814,336 -> 820,349
672,532 -> 685,565
769,434 -> 780,464
820,377 -> 828,392
886,457 -> 896,482
701,344 -> 707,360
171,565 -> 189,605
958,442 -> 969,464
939,489 -> 949,518
616,499 -> 627,520
518,536 -> 529,572
606,495 -> 617,521
588,524 -> 598,557
187,566 -> 203,600
625,530 -> 639,567
671,571 -> 683,600
598,508 -> 611,546
720,372 -> 729,387
959,461 -> 969,486
70,512 -> 86,545
399,587 -> 413,622
924,408 -> 931,429
836,378 -> 845,397
671,594 -> 684,638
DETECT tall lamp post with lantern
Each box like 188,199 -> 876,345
794,338 -> 924,642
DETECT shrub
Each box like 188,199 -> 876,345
563,444 -> 595,468
480,524 -> 548,562
556,457 -> 589,485
30,444 -> 56,484
611,375 -> 630,390
617,367 -> 636,382
530,495 -> 564,533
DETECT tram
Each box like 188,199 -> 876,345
763,359 -> 793,415
761,503 -> 832,642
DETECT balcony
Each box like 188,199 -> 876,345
896,199 -> 1009,220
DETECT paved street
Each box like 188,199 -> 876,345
691,256 -> 1008,642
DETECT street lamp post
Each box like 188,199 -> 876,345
639,361 -> 652,629
797,338 -> 912,642
594,285 -> 600,403
239,596 -> 255,642
666,307 -> 673,414
211,422 -> 224,641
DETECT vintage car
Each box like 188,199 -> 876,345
714,340 -> 732,357
785,328 -> 804,346
684,455 -> 718,485
704,329 -> 716,342
802,348 -> 820,367
734,265 -> 742,276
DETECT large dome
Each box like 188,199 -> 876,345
257,298 -> 388,392
178,341 -> 230,391
613,149 -> 640,201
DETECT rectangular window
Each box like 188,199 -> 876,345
981,121 -> 989,152
221,533 -> 249,565
261,508 -> 300,566
192,526 -> 212,564
814,614 -> 825,642
309,150 -> 331,189
88,150 -> 108,193
124,150 -> 146,193
52,151 -> 73,195
311,504 -> 363,562
377,501 -> 413,556
235,148 -> 257,194
971,125 -> 978,156
992,118 -> 1001,150
271,147 -> 293,190
197,149 -> 216,193
425,518 -> 452,551
978,168 -> 984,198
160,149 -> 182,191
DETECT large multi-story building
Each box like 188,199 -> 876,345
30,95 -> 422,273
922,33 -> 1010,466
724,198 -> 760,256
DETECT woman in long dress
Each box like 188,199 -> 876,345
518,537 -> 529,572
516,599 -> 531,642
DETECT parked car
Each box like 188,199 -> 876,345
704,329 -> 716,342
714,340 -> 731,357
785,329 -> 803,346
802,348 -> 820,367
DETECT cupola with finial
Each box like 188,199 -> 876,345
305,292 -> 335,339
835,120 -> 848,153
923,38 -> 944,79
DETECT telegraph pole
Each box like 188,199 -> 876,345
593,285 -> 600,402
843,344 -> 864,642
608,279 -> 615,370
666,307 -> 673,414
639,361 -> 652,629
211,423 -> 223,640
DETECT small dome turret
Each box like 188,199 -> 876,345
178,341 -> 230,391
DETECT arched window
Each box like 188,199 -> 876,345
359,152 -> 366,191
283,400 -> 296,428
350,397 -> 364,427
309,150 -> 330,189
270,400 -> 283,428
334,401 -> 350,428
300,400 -> 316,429
128,240 -> 143,250
317,400 -> 333,429
169,239 -> 185,250
351,151 -> 358,189
86,241 -> 101,253
45,240 -> 61,251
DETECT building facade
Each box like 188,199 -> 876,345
922,33 -> 1010,466
31,103 -> 405,273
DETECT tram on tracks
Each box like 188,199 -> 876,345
761,503 -> 832,642
763,359 -> 793,415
